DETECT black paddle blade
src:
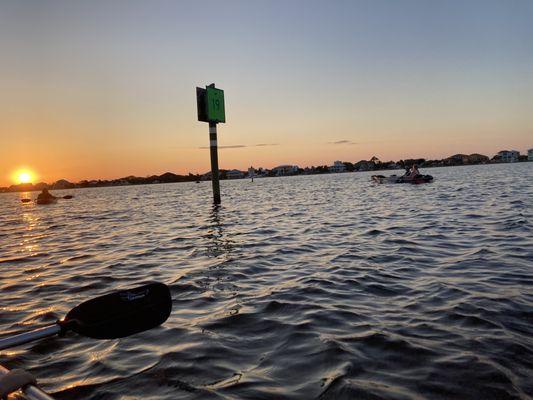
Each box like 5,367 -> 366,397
62,282 -> 172,339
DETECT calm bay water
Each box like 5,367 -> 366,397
1,163 -> 532,400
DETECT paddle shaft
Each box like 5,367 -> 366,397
0,325 -> 61,351
0,282 -> 170,399
0,365 -> 55,400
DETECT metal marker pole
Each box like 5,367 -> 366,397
209,122 -> 221,204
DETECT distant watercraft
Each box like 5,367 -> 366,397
31,195 -> 74,205
36,197 -> 58,205
372,174 -> 433,184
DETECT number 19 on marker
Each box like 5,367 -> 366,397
206,87 -> 225,123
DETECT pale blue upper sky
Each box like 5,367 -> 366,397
1,0 -> 532,183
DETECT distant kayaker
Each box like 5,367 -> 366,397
37,188 -> 57,202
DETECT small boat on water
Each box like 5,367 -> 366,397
372,174 -> 434,184
33,195 -> 73,205
36,198 -> 58,205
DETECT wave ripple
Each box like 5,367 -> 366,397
1,163 -> 532,399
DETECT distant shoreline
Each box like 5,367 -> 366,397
2,157 -> 530,194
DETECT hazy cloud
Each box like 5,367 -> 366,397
328,140 -> 358,145
198,143 -> 279,149
198,144 -> 247,149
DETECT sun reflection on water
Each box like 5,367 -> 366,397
18,209 -> 41,255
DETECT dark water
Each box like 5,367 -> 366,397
1,163 -> 532,400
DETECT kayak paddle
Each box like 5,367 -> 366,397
0,282 -> 172,350
20,195 -> 73,203
0,282 -> 171,400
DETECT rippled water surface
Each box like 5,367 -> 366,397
1,163 -> 532,400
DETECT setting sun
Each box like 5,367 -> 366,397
12,169 -> 36,185
18,172 -> 31,183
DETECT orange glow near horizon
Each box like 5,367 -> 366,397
12,169 -> 36,185
1,2 -> 533,187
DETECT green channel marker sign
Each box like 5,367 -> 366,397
195,83 -> 225,204
206,86 -> 225,123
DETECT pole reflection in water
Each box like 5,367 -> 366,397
200,205 -> 241,313
204,204 -> 235,260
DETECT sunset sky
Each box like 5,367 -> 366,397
1,0 -> 532,186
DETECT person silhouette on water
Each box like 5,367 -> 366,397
37,188 -> 57,202
407,164 -> 420,179
401,164 -> 420,180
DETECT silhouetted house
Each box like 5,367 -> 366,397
467,154 -> 489,164
34,182 -> 49,190
329,161 -> 346,173
247,167 -> 267,178
52,179 -> 74,189
354,160 -> 375,171
9,183 -> 34,192
384,162 -> 400,169
201,171 -> 226,180
498,150 -> 519,163
528,149 -> 533,161
445,154 -> 469,165
272,165 -> 299,176
157,172 -> 181,182
254,167 -> 268,177
226,169 -> 245,179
